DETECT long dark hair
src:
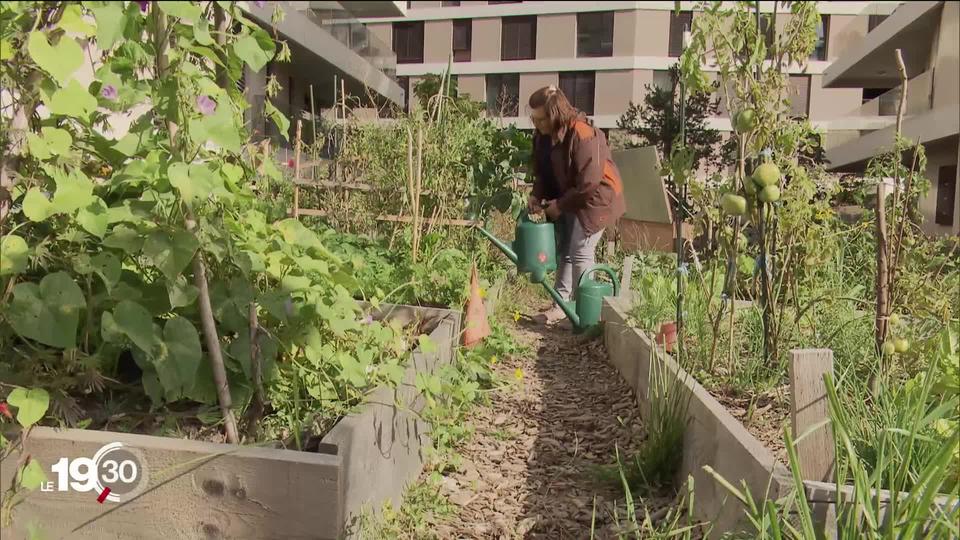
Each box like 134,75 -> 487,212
528,85 -> 584,141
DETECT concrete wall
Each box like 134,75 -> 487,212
537,13 -> 576,59
809,74 -> 865,122
932,0 -> 960,110
635,10 -> 671,57
458,73 -> 486,101
472,17 -> 501,61
613,10 -> 639,57
595,70 -> 635,116
367,22 -> 392,50
424,19 -> 453,64
602,298 -> 792,535
828,14 -> 868,60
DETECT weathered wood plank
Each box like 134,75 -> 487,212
789,349 -> 835,482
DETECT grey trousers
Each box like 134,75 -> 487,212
555,217 -> 604,301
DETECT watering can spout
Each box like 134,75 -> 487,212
475,225 -> 518,265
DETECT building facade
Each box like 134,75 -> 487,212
824,0 -> 959,236
361,0 -> 895,144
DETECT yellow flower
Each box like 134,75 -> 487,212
479,287 -> 487,299
490,355 -> 498,365
514,368 -> 524,381
513,310 -> 521,322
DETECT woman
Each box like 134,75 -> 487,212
527,85 -> 626,325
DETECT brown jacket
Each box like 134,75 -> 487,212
531,119 -> 626,235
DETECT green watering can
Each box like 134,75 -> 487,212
475,211 -> 619,334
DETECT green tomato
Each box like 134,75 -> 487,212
720,194 -> 748,216
894,338 -> 910,353
759,185 -> 781,203
753,163 -> 781,187
889,313 -> 901,326
734,109 -> 758,133
882,341 -> 896,356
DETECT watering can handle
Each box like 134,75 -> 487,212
578,264 -> 620,297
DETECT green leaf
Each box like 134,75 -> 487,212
49,79 -> 98,118
22,189 -> 54,222
27,31 -> 83,84
7,388 -> 50,428
8,272 -> 85,348
338,354 -> 367,387
155,317 -> 202,398
18,459 -> 48,491
232,33 -> 272,72
142,230 -> 199,281
418,334 -> 438,354
101,311 -> 124,343
50,168 -> 95,214
103,224 -> 143,253
159,1 -> 202,22
90,252 -> 121,290
0,234 -> 29,275
112,300 -> 156,354
76,198 -> 109,238
168,162 -> 222,205
168,276 -> 199,308
190,104 -> 242,153
60,4 -> 96,37
111,132 -> 150,157
194,19 -> 213,45
44,127 -> 73,156
264,100 -> 290,141
91,1 -> 125,50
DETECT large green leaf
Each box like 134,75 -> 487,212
7,388 -> 50,428
168,276 -> 199,308
155,317 -> 202,398
112,300 -> 157,354
60,4 -> 96,37
22,188 -> 53,222
91,2 -> 125,50
142,230 -> 199,281
232,33 -> 272,72
51,168 -> 96,214
90,252 -> 121,290
264,100 -> 290,142
103,224 -> 143,253
168,162 -> 222,205
189,105 -> 242,153
27,31 -> 83,84
17,458 -> 48,491
76,198 -> 110,238
0,234 -> 29,275
158,1 -> 202,22
26,127 -> 72,160
7,272 -> 85,348
49,79 -> 98,119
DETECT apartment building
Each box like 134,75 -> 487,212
360,1 -> 894,141
824,1 -> 959,236
243,1 -> 407,144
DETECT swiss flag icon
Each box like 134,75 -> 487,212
537,252 -> 547,263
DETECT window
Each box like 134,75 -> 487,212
935,165 -> 957,226
788,75 -> 811,117
393,21 -> 424,64
811,15 -> 829,61
442,1 -> 460,5
501,16 -> 536,60
669,11 -> 692,57
559,71 -> 596,115
577,12 -> 614,58
862,87 -> 891,104
868,14 -> 888,33
652,70 -> 673,92
453,19 -> 472,62
485,73 -> 519,116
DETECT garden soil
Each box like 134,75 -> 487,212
427,321 -> 677,539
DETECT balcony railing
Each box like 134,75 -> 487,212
851,70 -> 934,118
300,5 -> 397,81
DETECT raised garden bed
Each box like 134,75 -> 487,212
0,304 -> 461,540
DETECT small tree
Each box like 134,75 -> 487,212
617,64 -> 725,190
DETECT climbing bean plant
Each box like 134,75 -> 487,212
0,0 -> 412,456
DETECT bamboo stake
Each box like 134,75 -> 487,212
309,84 -> 317,145
246,302 -> 265,436
293,120 -> 302,218
413,125 -> 424,262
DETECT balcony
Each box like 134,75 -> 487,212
853,70 -> 934,118
243,1 -> 403,105
823,1 -> 943,89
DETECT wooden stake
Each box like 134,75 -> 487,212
789,349 -> 835,482
293,120 -> 302,219
413,125 -> 424,262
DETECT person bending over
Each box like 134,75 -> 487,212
527,85 -> 625,325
